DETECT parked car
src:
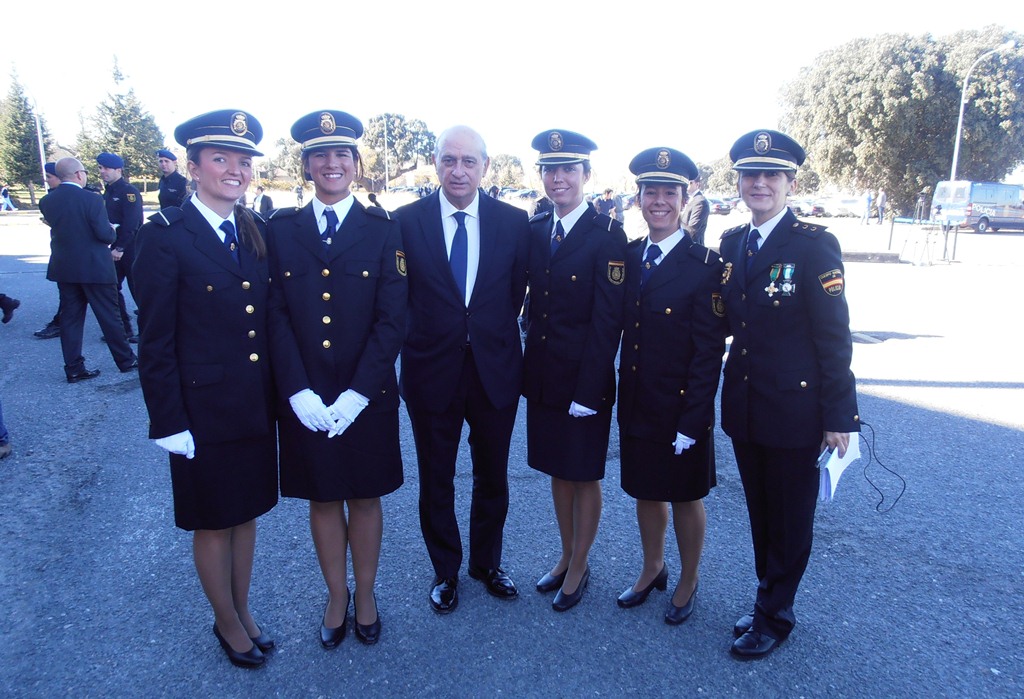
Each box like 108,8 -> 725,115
818,197 -> 862,218
790,198 -> 824,217
708,198 -> 732,215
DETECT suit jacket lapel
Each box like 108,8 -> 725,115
474,194 -> 498,302
552,207 -> 592,261
185,201 -> 245,278
644,233 -> 692,293
294,204 -> 327,261
329,199 -> 371,259
419,193 -> 464,300
746,212 -> 794,285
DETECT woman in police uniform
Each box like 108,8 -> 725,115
523,130 -> 627,611
266,111 -> 406,647
134,110 -> 277,668
616,148 -> 727,624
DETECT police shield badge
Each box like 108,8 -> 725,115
608,260 -> 625,285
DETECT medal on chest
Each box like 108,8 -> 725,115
765,264 -> 781,297
780,263 -> 796,296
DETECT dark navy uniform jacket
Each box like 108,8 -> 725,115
523,207 -> 626,411
103,177 -> 143,250
718,210 -> 859,448
395,191 -> 530,414
40,183 -> 117,284
134,201 -> 274,444
158,171 -> 188,209
266,200 -> 407,412
617,233 -> 727,443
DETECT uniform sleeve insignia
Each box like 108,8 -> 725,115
712,292 -> 726,318
818,269 -> 844,296
608,260 -> 625,285
396,250 -> 407,276
126,193 -> 137,203
721,262 -> 733,285
366,206 -> 391,220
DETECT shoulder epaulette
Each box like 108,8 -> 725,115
688,243 -> 724,266
366,205 -> 392,221
268,207 -> 302,221
529,210 -> 552,224
790,220 -> 826,238
148,207 -> 185,227
627,236 -> 646,252
593,212 -> 619,232
720,224 -> 745,240
250,210 -> 266,223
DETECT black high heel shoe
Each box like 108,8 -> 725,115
213,624 -> 265,668
617,565 -> 669,609
536,569 -> 567,593
552,566 -> 590,612
320,588 -> 350,649
664,581 -> 699,625
249,621 -> 275,652
354,591 -> 382,645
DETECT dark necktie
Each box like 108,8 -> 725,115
640,243 -> 661,289
551,220 -> 565,255
450,211 -> 468,302
220,220 -> 239,265
322,207 -> 339,249
745,228 -> 761,274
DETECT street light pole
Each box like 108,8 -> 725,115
950,39 -> 1016,181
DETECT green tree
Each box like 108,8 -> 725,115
484,154 -> 525,189
362,114 -> 436,191
703,155 -> 737,195
76,62 -> 165,186
0,73 -> 52,205
780,27 -> 1024,214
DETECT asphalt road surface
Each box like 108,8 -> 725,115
0,210 -> 1021,697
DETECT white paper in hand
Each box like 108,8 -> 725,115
818,437 -> 862,504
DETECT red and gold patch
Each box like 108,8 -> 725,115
818,269 -> 844,296
608,260 -> 624,285
396,250 -> 407,276
126,193 -> 137,203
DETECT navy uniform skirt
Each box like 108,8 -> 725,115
527,401 -> 612,482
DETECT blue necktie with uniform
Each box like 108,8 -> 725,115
745,228 -> 761,274
322,207 -> 339,249
450,211 -> 468,303
220,220 -> 239,265
551,220 -> 565,255
641,243 -> 661,289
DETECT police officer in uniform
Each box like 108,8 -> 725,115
523,130 -> 626,612
267,110 -> 406,647
134,110 -> 278,668
34,163 -> 63,340
616,148 -> 727,624
97,152 -> 142,342
157,148 -> 188,209
718,130 -> 859,658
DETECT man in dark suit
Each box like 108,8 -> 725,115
718,130 -> 859,659
39,158 -> 137,382
252,186 -> 273,216
681,173 -> 709,245
97,152 -> 143,342
395,125 -> 530,613
156,149 -> 188,209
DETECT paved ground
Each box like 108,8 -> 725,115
0,209 -> 1021,697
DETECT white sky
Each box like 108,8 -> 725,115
3,1 -> 1022,189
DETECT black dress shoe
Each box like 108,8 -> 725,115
66,368 -> 101,384
119,357 -> 139,372
468,566 -> 518,599
552,567 -> 590,612
617,565 -> 668,608
126,334 -> 139,344
734,611 -> 755,638
731,629 -> 781,659
664,581 -> 698,625
536,569 -> 567,593
354,593 -> 381,645
213,624 -> 265,668
320,589 -> 349,649
34,323 -> 60,339
249,624 -> 275,652
1,296 -> 20,324
429,576 -> 458,614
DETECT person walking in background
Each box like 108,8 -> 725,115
35,163 -> 63,340
681,171 -> 709,245
523,130 -> 626,612
861,189 -> 874,225
156,149 -> 188,209
267,110 -> 406,648
252,186 -> 273,216
97,152 -> 142,343
876,188 -> 887,224
616,147 -> 726,625
38,158 -> 137,383
718,130 -> 859,659
134,110 -> 278,669
0,184 -> 17,211
395,125 -> 530,615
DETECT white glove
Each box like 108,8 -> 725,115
328,389 -> 369,438
674,433 -> 696,455
568,402 -> 597,418
289,389 -> 336,432
154,430 -> 195,459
